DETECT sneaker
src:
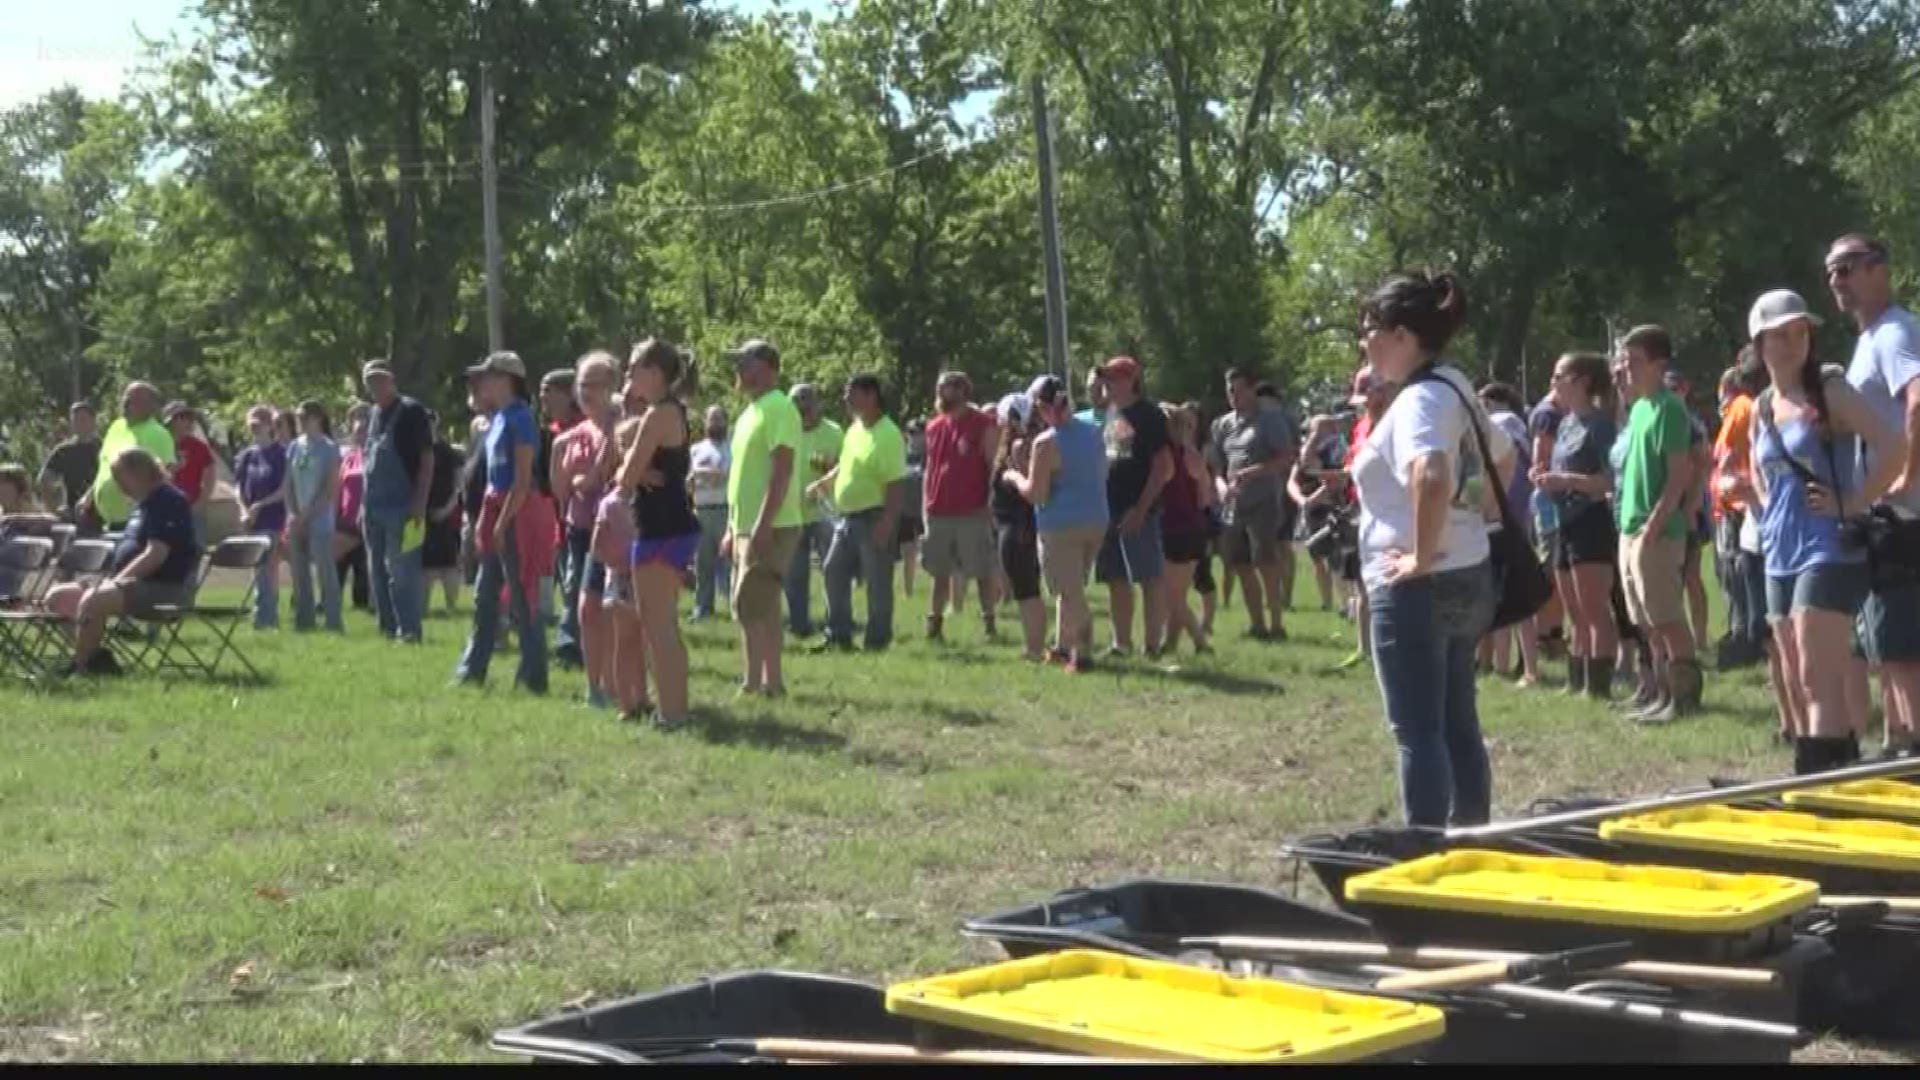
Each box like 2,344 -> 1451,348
586,687 -> 611,710
1103,644 -> 1132,660
1246,626 -> 1273,642
983,617 -> 999,639
1046,647 -> 1072,667
83,648 -> 123,676
1336,650 -> 1367,671
925,615 -> 944,642
1269,626 -> 1289,643
1067,655 -> 1094,675
651,711 -> 688,732
1632,698 -> 1678,726
809,636 -> 855,654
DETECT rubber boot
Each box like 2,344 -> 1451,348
1562,654 -> 1587,696
1669,658 -> 1705,717
1794,736 -> 1862,776
1584,658 -> 1616,702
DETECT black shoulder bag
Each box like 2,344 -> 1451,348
1411,368 -> 1553,630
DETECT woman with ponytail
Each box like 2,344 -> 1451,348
1748,289 -> 1902,773
1351,271 -> 1515,829
1532,352 -> 1620,698
616,339 -> 702,730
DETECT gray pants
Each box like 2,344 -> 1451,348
825,509 -> 897,648
693,504 -> 730,618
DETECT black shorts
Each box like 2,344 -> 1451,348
1611,574 -> 1641,641
996,524 -> 1042,602
1195,548 -> 1216,595
1163,529 -> 1208,564
897,515 -> 924,550
1553,503 -> 1617,570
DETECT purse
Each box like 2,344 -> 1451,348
1411,367 -> 1554,631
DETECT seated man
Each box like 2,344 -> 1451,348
44,449 -> 201,675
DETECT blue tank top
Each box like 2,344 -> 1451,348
1036,418 -> 1110,533
1752,401 -> 1860,577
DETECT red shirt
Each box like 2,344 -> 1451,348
173,435 -> 216,504
923,406 -> 995,516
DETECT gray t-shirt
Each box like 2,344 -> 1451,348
1550,409 -> 1617,520
1208,405 -> 1295,517
1847,304 -> 1920,515
289,433 -> 342,519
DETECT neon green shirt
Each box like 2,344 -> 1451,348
833,415 -> 906,514
798,418 -> 844,523
1617,388 -> 1690,540
91,417 -> 177,526
728,388 -> 805,534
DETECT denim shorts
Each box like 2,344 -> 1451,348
582,556 -> 610,597
1766,561 -> 1869,622
1860,580 -> 1920,664
1096,513 -> 1165,584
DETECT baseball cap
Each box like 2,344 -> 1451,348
996,392 -> 1033,428
1028,374 -> 1067,405
162,401 -> 196,423
540,368 -> 575,391
1098,356 -> 1141,385
727,339 -> 780,369
1748,289 -> 1821,340
466,350 -> 527,379
361,359 -> 394,382
1348,365 -> 1378,405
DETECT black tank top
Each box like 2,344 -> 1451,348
631,401 -> 699,540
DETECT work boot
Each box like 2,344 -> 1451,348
1562,655 -> 1587,695
1669,659 -> 1705,717
1583,658 -> 1616,702
1794,736 -> 1863,776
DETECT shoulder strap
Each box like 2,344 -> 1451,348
1410,366 -> 1521,532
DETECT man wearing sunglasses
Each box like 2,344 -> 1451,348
1828,232 -> 1920,754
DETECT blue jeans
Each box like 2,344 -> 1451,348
288,512 -> 343,631
824,509 -> 897,648
1369,563 -> 1495,830
693,505 -> 730,618
250,528 -> 280,629
556,526 -> 591,660
455,526 -> 548,692
785,519 -> 833,634
364,510 -> 424,642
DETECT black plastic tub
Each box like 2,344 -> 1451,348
490,971 -> 1013,1064
963,878 -> 1821,1063
1290,814 -> 1920,1039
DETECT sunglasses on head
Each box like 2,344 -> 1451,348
1827,252 -> 1886,279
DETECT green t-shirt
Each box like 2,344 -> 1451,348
91,417 -> 177,526
1617,388 -> 1690,540
728,388 -> 805,534
798,418 -> 844,523
833,415 -> 906,514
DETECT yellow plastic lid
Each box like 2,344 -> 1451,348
1343,849 -> 1817,932
1600,804 -> 1920,872
885,950 -> 1444,1063
1782,779 -> 1920,823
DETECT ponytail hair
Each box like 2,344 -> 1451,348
1560,351 -> 1615,416
631,337 -> 695,399
1361,270 -> 1469,356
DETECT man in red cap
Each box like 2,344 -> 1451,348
1094,356 -> 1172,656
920,370 -> 1000,640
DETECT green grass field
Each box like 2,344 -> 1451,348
0,567 -> 1907,1061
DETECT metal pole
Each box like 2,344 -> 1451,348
1445,754 -> 1920,843
480,62 -> 506,354
1031,73 -> 1069,380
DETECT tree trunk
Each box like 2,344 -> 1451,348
1492,274 -> 1539,384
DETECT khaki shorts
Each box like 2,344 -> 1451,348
732,526 -> 801,622
921,512 -> 995,578
1039,524 -> 1104,596
1620,530 -> 1685,629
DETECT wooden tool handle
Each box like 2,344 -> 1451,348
1375,958 -> 1512,991
747,1039 -> 1148,1065
1826,894 -> 1920,913
1188,936 -> 1779,989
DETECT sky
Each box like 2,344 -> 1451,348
0,0 -> 833,109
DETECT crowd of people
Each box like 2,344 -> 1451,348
6,227 -> 1920,827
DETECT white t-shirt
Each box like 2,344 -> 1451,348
1353,365 -> 1514,591
689,437 -> 731,508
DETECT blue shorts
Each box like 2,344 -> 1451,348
1860,580 -> 1920,664
1096,513 -> 1165,584
631,532 -> 699,574
1766,562 -> 1869,622
582,556 -> 610,597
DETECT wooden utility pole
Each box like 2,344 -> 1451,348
480,62 -> 506,353
1030,74 -> 1069,380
